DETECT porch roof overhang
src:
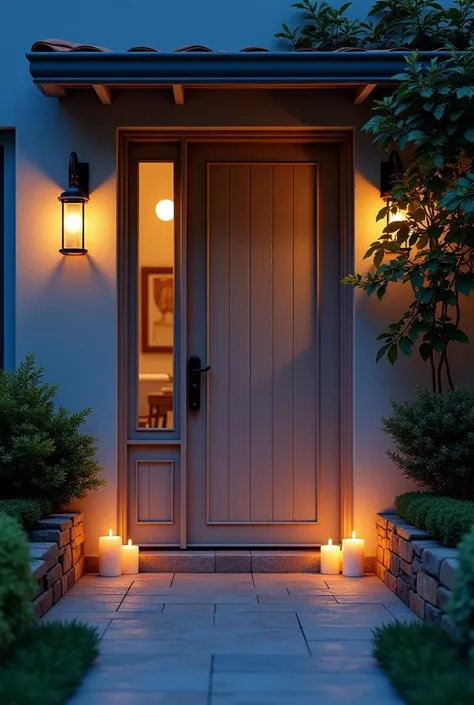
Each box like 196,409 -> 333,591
26,48 -> 453,105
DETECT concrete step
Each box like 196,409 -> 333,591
85,551 -> 375,574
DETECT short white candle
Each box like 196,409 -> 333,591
342,531 -> 365,577
99,529 -> 122,577
122,539 -> 139,575
320,538 -> 341,575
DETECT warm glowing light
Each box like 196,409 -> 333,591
328,538 -> 333,546
108,529 -> 113,537
155,199 -> 174,222
64,213 -> 82,233
352,531 -> 356,539
128,539 -> 132,546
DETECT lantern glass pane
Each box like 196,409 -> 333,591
63,202 -> 83,250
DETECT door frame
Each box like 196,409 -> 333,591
117,127 -> 354,547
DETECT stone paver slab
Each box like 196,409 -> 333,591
70,691 -> 208,705
214,612 -> 300,629
216,599 -> 339,612
162,604 -> 215,614
308,640 -> 374,657
212,670 -> 394,695
41,613 -> 112,637
213,654 -> 376,673
334,594 -> 402,604
68,585 -> 130,595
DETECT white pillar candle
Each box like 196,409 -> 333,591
99,529 -> 122,577
122,539 -> 139,575
320,538 -> 341,575
342,531 -> 365,577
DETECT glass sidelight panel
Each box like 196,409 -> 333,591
137,162 -> 175,430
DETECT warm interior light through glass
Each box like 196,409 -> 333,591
63,202 -> 83,249
138,162 -> 175,430
155,199 -> 174,222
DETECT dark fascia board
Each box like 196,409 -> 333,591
26,50 -> 455,86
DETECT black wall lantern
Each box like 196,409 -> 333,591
58,152 -> 89,255
380,152 -> 405,225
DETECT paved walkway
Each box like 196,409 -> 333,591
42,573 -> 416,705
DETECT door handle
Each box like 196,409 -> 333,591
188,356 -> 211,411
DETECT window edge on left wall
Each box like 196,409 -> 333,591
0,130 -> 16,370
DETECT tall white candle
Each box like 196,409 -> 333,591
99,529 -> 122,577
342,531 -> 365,577
122,539 -> 139,575
320,538 -> 341,575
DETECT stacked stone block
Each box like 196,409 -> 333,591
29,512 -> 85,618
376,513 -> 458,628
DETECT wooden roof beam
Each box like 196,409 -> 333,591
354,83 -> 376,104
172,84 -> 184,104
92,84 -> 112,104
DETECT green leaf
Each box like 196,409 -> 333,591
377,285 -> 387,301
465,128 -> 474,143
455,273 -> 474,296
399,336 -> 413,357
433,339 -> 446,353
387,344 -> 398,366
419,342 -> 432,361
450,329 -> 470,344
408,326 -> 419,342
433,104 -> 446,120
415,288 -> 434,304
376,343 -> 391,362
410,270 -> 424,289
374,249 -> 384,269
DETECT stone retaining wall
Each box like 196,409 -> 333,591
376,512 -> 458,628
29,512 -> 85,618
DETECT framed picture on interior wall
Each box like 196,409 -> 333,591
141,267 -> 174,353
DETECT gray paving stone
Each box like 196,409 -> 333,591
30,559 -> 46,581
139,551 -> 215,573
213,654 -> 377,673
70,691 -> 208,705
251,551 -> 320,573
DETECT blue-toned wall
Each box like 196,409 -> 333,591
0,0 -> 471,556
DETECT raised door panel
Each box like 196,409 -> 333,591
207,162 -> 317,525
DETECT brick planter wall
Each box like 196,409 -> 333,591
29,512 -> 85,618
376,512 -> 458,628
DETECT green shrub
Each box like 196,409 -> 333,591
0,621 -> 99,705
373,622 -> 474,705
0,354 -> 105,510
383,389 -> 474,500
0,513 -> 35,656
0,499 -> 51,531
395,492 -> 474,547
448,527 -> 474,662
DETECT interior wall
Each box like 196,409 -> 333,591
1,0 -> 473,556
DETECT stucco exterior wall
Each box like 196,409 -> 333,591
1,0 -> 473,557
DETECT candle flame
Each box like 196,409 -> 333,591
108,529 -> 113,537
328,538 -> 333,546
128,539 -> 132,546
352,531 -> 356,539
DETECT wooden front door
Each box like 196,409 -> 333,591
186,142 -> 342,546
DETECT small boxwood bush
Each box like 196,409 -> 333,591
382,389 -> 474,500
448,526 -> 474,662
0,512 -> 35,656
395,492 -> 474,547
0,499 -> 51,531
374,622 -> 474,705
0,354 -> 105,510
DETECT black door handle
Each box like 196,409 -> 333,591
188,356 -> 211,411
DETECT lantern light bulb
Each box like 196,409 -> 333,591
64,213 -> 82,233
155,199 -> 174,222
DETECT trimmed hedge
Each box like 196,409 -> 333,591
0,513 -> 35,656
395,492 -> 474,547
0,499 -> 51,531
448,527 -> 474,662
